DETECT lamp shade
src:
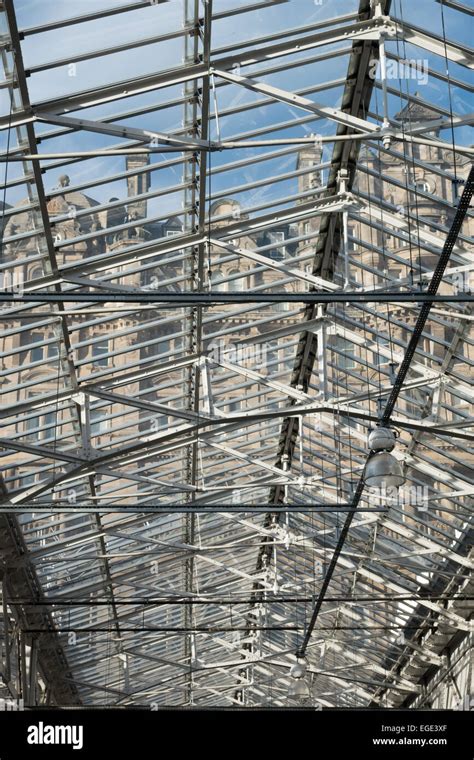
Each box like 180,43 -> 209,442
364,451 -> 405,488
288,678 -> 311,699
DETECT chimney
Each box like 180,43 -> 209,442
126,154 -> 150,219
296,141 -> 323,201
296,142 -> 323,249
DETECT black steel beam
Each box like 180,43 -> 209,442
1,292 -> 473,304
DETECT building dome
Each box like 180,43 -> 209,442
210,198 -> 245,225
4,185 -> 101,244
46,186 -> 101,234
3,181 -> 103,265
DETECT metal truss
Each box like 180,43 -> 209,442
0,0 -> 472,710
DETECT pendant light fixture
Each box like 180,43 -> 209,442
287,658 -> 311,700
363,427 -> 405,489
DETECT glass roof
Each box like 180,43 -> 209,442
0,0 -> 472,708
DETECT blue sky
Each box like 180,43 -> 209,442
1,0 -> 472,216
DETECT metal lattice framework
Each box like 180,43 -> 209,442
0,0 -> 472,708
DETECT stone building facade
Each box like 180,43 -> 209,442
1,100 -> 472,506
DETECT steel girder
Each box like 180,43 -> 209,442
0,0 -> 473,708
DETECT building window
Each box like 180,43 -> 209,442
90,407 -> 108,437
282,344 -> 295,371
269,230 -> 285,260
29,333 -> 58,362
266,341 -> 279,373
25,395 -> 57,441
22,473 -> 36,487
348,226 -> 357,252
157,339 -> 170,356
416,180 -> 430,193
404,388 -> 428,418
92,339 -> 109,367
374,337 -> 390,366
266,401 -> 280,436
136,174 -> 146,195
31,344 -> 43,363
227,269 -> 243,291
452,178 -> 465,202
449,392 -> 469,412
332,336 -> 356,370
150,414 -> 167,431
42,410 -> 56,440
47,333 -> 59,359
29,334 -> 44,363
212,268 -> 225,290
26,413 -> 40,439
